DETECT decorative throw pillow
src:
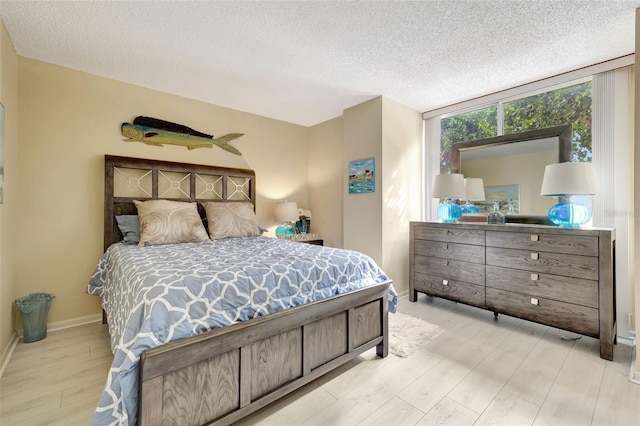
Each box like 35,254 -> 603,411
203,202 -> 261,240
133,200 -> 210,246
115,215 -> 140,244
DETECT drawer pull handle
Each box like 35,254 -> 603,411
443,260 -> 449,266
531,273 -> 539,281
443,279 -> 449,286
531,235 -> 539,242
443,243 -> 448,249
531,298 -> 539,306
531,253 -> 539,260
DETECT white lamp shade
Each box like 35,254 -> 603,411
540,162 -> 597,196
432,174 -> 465,199
464,178 -> 486,201
274,201 -> 299,222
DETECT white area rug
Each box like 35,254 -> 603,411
388,312 -> 444,358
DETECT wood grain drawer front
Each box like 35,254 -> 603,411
414,240 -> 485,264
486,231 -> 598,256
486,288 -> 599,337
414,272 -> 485,308
414,226 -> 485,246
486,247 -> 598,280
486,265 -> 598,309
414,255 -> 485,286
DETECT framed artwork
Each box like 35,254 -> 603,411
477,184 -> 520,213
0,103 -> 4,204
348,158 -> 375,194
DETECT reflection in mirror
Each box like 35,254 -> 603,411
461,137 -> 557,215
449,125 -> 572,218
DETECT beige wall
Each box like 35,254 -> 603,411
309,117 -> 343,248
15,58 -> 309,326
0,19 -> 19,358
341,96 -> 423,294
342,97 -> 384,263
381,97 -> 423,293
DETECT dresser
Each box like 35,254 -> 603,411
410,221 -> 616,360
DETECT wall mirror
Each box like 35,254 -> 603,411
448,124 -> 572,219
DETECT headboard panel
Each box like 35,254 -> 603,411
104,155 -> 256,251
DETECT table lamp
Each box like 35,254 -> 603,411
274,200 -> 298,239
540,162 -> 597,228
432,173 -> 465,223
461,178 -> 485,214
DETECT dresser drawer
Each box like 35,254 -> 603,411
486,288 -> 599,337
414,272 -> 485,307
414,240 -> 485,264
486,265 -> 598,308
414,255 -> 485,286
486,247 -> 598,280
486,231 -> 598,256
414,225 -> 485,246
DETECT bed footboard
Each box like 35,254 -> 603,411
139,280 -> 391,426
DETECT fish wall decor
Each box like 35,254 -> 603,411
121,116 -> 244,155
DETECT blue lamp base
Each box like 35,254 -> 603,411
436,201 -> 462,223
275,223 -> 295,239
460,202 -> 480,214
548,201 -> 592,228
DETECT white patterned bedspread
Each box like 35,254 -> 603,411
87,236 -> 396,425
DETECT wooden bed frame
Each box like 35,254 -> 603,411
103,155 -> 391,426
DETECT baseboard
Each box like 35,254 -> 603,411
48,313 -> 102,332
396,289 -> 409,299
0,332 -> 19,378
617,335 -> 635,346
16,313 -> 102,337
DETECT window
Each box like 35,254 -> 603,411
440,105 -> 497,173
439,81 -> 592,171
504,82 -> 592,162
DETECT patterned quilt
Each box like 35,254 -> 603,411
87,237 -> 396,425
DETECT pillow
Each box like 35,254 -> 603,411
115,215 -> 140,244
133,199 -> 210,246
202,202 -> 261,240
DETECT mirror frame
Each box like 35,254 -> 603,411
447,124 -> 573,174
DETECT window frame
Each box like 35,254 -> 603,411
440,76 -> 593,137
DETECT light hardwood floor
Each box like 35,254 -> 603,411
1,295 -> 638,425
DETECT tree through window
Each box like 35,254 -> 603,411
504,82 -> 592,162
439,81 -> 592,171
440,105 -> 497,173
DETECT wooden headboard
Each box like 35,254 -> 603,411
104,155 -> 256,251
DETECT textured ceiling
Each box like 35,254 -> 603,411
1,0 -> 639,126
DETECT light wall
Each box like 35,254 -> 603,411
341,96 -> 423,294
343,98 -> 384,263
0,19 -> 19,359
15,58 -> 310,327
381,97 -> 423,294
308,117 -> 344,248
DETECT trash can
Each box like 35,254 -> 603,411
15,293 -> 55,343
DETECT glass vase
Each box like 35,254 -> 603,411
487,201 -> 506,224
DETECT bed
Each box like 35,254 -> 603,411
88,155 -> 396,426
